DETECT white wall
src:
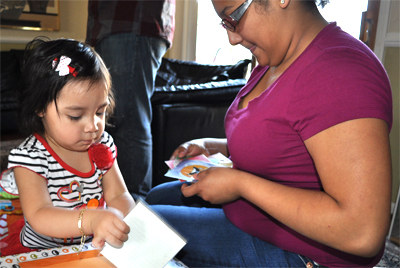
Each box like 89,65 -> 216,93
1,0 -> 88,47
168,0 -> 197,61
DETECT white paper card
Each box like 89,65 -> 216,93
101,200 -> 187,268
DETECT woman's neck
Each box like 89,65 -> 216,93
275,9 -> 328,73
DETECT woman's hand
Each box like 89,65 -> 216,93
181,167 -> 244,204
170,138 -> 229,160
170,140 -> 210,160
87,208 -> 130,249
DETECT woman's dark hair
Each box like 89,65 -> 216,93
19,37 -> 114,137
304,0 -> 329,9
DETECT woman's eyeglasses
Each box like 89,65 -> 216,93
220,0 -> 254,32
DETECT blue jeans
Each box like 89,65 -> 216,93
95,33 -> 168,198
146,181 -> 316,267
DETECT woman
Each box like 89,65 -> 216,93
146,0 -> 393,267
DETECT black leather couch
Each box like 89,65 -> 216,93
0,50 -> 250,187
151,58 -> 250,186
1,50 -> 24,136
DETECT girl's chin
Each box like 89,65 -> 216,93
74,142 -> 93,152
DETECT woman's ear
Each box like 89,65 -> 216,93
279,0 -> 290,8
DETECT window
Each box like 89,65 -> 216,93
196,0 -> 252,65
196,0 -> 369,65
317,0 -> 369,39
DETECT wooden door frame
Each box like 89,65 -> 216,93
360,0 -> 381,51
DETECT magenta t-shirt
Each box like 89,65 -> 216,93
223,23 -> 392,267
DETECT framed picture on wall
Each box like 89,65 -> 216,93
0,0 -> 59,31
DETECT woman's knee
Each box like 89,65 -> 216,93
146,181 -> 185,205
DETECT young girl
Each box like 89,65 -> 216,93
0,37 -> 135,255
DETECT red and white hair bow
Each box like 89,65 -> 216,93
52,56 -> 78,77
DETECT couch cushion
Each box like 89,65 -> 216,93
155,58 -> 251,87
152,79 -> 246,105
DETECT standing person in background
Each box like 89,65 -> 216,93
86,0 -> 175,199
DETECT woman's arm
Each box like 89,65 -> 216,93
182,118 -> 392,257
241,118 -> 391,257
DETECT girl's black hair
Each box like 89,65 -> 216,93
19,37 -> 114,137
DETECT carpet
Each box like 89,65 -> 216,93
376,240 -> 400,267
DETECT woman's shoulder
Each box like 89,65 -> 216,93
312,23 -> 381,67
286,25 -> 392,139
295,24 -> 388,88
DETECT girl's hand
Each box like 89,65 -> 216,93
181,167 -> 243,204
88,207 -> 130,248
170,140 -> 210,160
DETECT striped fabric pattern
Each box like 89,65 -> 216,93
0,214 -> 8,240
0,132 -> 116,249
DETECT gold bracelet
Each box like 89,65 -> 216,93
77,209 -> 87,254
